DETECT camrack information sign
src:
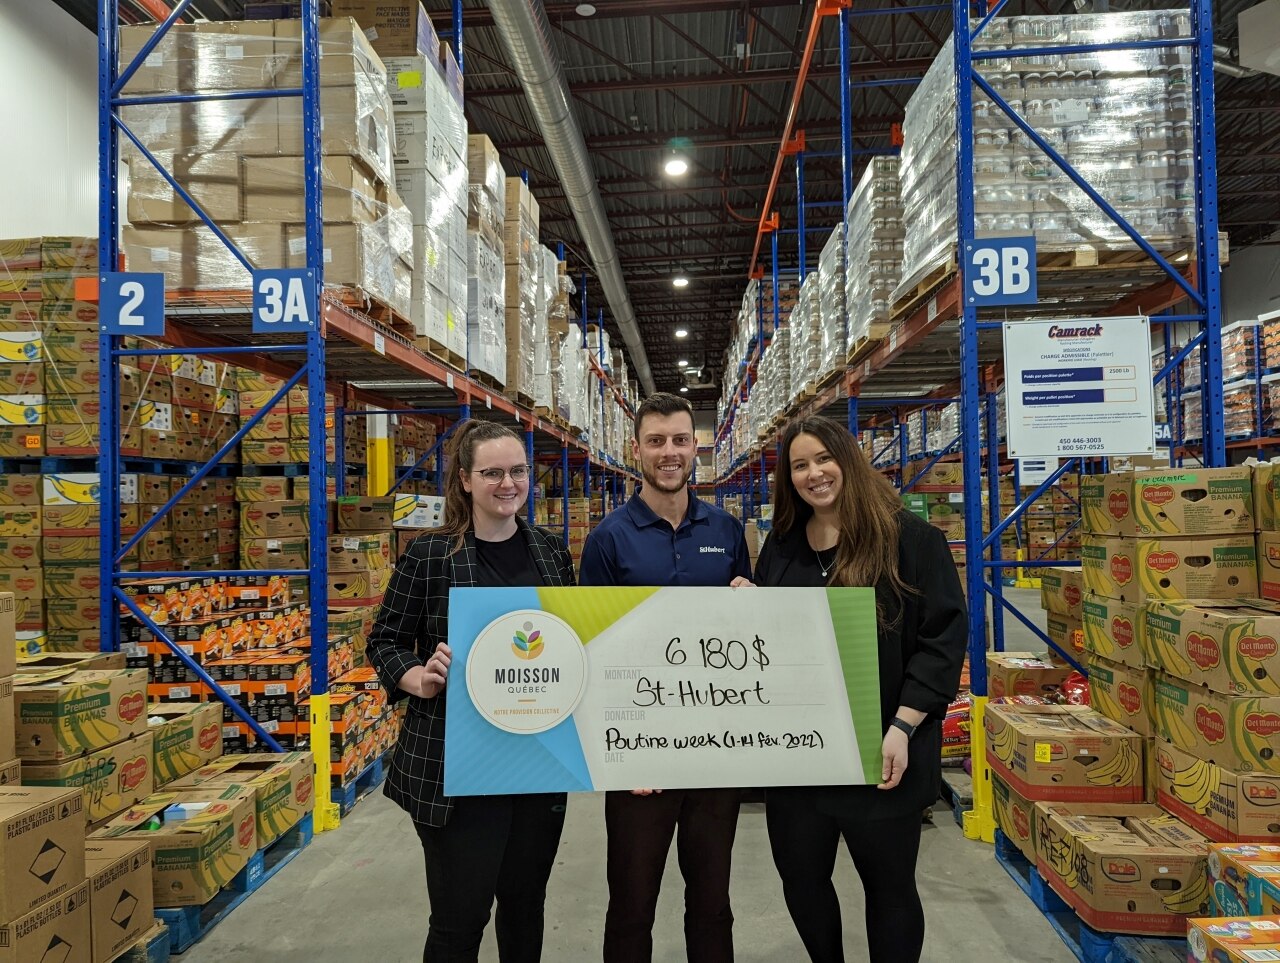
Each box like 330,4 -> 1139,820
1003,317 -> 1156,458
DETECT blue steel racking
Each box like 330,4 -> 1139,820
97,0 -> 636,832
714,0 -> 1227,843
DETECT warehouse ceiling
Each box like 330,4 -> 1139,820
63,0 -> 1280,404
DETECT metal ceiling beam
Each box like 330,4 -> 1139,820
500,118 -> 894,153
454,1 -> 843,27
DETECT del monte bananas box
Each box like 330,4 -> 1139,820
170,750 -> 314,848
1083,535 -> 1257,602
1144,599 -> 1280,694
1086,655 -> 1152,736
1131,466 -> 1254,536
15,667 -> 148,761
22,731 -> 154,823
1082,595 -> 1146,668
1152,673 -> 1280,775
150,702 -> 223,786
1081,473 -> 1134,536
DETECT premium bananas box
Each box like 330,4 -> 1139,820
1082,595 -> 1147,668
1154,740 -> 1280,843
0,785 -> 86,921
1187,917 -> 1280,962
1040,568 -> 1084,620
0,506 -> 40,537
1088,655 -> 1153,737
241,537 -> 308,570
234,476 -> 291,502
984,703 -> 1144,802
22,731 -> 154,824
1130,467 -> 1254,536
1255,460 -> 1280,532
91,783 -> 257,908
987,652 -> 1073,698
992,772 -> 1038,862
1046,613 -> 1084,656
337,494 -> 444,531
1081,473 -> 1135,536
85,839 -> 154,963
1153,673 -> 1280,775
1206,843 -> 1280,915
149,702 -> 223,786
239,500 -> 309,539
1033,802 -> 1210,935
1082,535 -> 1258,602
170,751 -> 314,848
328,568 -> 391,606
0,879 -> 90,963
14,667 -> 148,762
1145,600 -> 1280,695
328,532 -> 392,573
1259,531 -> 1280,601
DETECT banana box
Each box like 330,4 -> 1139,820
0,880 -> 90,963
239,440 -> 295,465
1206,844 -> 1280,915
236,388 -> 287,416
1088,655 -> 1153,737
1145,599 -> 1280,695
45,394 -> 100,426
22,731 -> 155,825
1032,802 -> 1210,935
43,327 -> 97,363
244,410 -> 290,441
1153,674 -> 1280,775
328,568 -> 392,606
984,703 -> 1144,802
1130,466 -> 1254,537
337,494 -> 445,531
40,504 -> 95,535
169,503 -> 219,533
0,394 -> 44,427
1040,568 -> 1084,620
91,783 -> 257,907
1082,535 -> 1258,602
987,653 -> 1073,698
234,476 -> 291,502
0,474 -> 41,506
0,332 -> 43,364
47,422 -> 101,457
0,362 -> 42,395
44,629 -> 101,654
0,506 -> 39,537
1046,612 -> 1085,656
0,566 -> 42,599
241,537 -> 308,570
169,751 -> 314,848
15,667 -> 148,762
1083,595 -> 1148,670
1187,917 -> 1280,962
291,475 -> 338,501
0,536 -> 38,568
0,426 -> 43,457
1255,460 -> 1280,532
239,500 -> 309,539
43,473 -> 101,506
120,473 -> 176,506
149,702 -> 224,788
328,533 -> 393,573
14,597 -> 41,631
992,773 -> 1038,862
1259,531 -> 1280,602
45,360 -> 98,396
44,564 -> 100,599
85,839 -> 154,963
43,536 -> 102,563
16,652 -> 124,674
47,597 -> 100,630
1080,473 -> 1135,536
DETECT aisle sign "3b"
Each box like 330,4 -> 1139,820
253,269 -> 315,333
965,236 -> 1037,307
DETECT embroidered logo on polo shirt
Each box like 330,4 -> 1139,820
700,546 -> 726,554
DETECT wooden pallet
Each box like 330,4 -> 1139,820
845,322 -> 893,364
469,370 -> 505,393
890,256 -> 957,322
337,751 -> 390,816
413,336 -> 465,372
939,768 -> 973,827
330,287 -> 413,335
504,388 -> 535,408
115,922 -> 171,963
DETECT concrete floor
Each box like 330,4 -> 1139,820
185,590 -> 1073,963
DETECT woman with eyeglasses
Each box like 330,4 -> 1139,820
368,418 -> 576,963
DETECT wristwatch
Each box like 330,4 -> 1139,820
889,717 -> 917,740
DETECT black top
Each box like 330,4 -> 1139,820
475,530 -> 545,587
755,511 -> 967,820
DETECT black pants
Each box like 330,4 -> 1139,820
603,788 -> 740,963
415,793 -> 566,963
765,790 -> 925,963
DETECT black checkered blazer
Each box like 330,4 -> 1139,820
367,516 -> 576,827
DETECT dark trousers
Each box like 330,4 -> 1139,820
603,788 -> 740,963
415,793 -> 566,963
765,790 -> 925,963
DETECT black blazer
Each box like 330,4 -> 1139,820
755,510 -> 967,817
367,517 -> 576,827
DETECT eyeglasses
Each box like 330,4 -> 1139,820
472,465 -> 532,484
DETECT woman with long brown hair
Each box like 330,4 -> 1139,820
367,418 -> 575,963
744,415 -> 966,963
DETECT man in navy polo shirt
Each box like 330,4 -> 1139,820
580,391 -> 751,963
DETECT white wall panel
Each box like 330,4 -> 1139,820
1223,233 -> 1280,322
0,0 -> 98,237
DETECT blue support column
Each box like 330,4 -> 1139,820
760,450 -> 768,507
985,393 -> 1005,653
898,411 -> 909,480
98,0 -> 121,655
335,406 -> 347,497
847,395 -> 858,437
746,456 -> 754,520
525,427 -> 535,524
840,8 -> 854,209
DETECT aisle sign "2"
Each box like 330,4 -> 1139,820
965,236 -> 1037,307
101,272 -> 165,336
253,270 -> 315,333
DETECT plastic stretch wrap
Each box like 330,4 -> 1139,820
466,232 -> 506,384
1182,380 -> 1261,440
467,135 -> 505,247
530,246 -> 558,408
754,325 -> 791,434
817,226 -> 846,377
556,329 -> 588,430
788,274 -> 821,400
1220,321 -> 1259,384
844,158 -> 904,350
897,10 -> 1194,299
504,178 -> 539,399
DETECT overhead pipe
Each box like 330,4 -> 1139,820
487,0 -> 657,395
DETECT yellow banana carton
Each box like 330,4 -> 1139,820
1132,466 -> 1255,536
149,702 -> 223,787
91,783 -> 257,908
327,532 -> 393,573
0,426 -> 43,457
239,500 -> 309,539
992,772 -> 1038,862
1080,473 -> 1135,536
336,494 -> 446,531
1034,801 -> 1209,935
43,472 -> 101,506
85,839 -> 154,963
1255,461 -> 1280,532
0,474 -> 41,506
984,703 -> 1144,803
1046,612 -> 1085,656
1040,567 -> 1084,620
0,507 -> 39,537
22,731 -> 155,824
1087,655 -> 1153,737
1157,740 -> 1280,844
0,785 -> 86,921
169,751 -> 314,848
234,476 -> 291,502
986,652 -> 1073,698
0,394 -> 45,426
1206,843 -> 1280,915
1145,599 -> 1280,695
1083,534 -> 1258,603
0,362 -> 43,395
1152,673 -> 1280,775
14,667 -> 148,762
327,567 -> 392,605
43,564 -> 101,600
1260,530 -> 1280,602
1082,595 -> 1147,668
0,332 -> 43,364
1187,916 -> 1280,962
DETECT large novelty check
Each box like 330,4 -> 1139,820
442,587 -> 882,794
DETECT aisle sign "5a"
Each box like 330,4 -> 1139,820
253,269 -> 316,333
965,236 -> 1037,307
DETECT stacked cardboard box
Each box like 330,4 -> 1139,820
465,134 -> 506,385
169,750 -> 314,848
844,157 -> 902,352
546,497 -> 591,565
330,666 -> 404,787
503,178 -> 539,401
1039,567 -> 1084,655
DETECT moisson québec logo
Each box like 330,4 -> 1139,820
466,610 -> 588,735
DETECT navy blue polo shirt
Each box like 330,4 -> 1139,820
578,492 -> 752,587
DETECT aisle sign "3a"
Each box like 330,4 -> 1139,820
253,270 -> 316,333
965,236 -> 1037,307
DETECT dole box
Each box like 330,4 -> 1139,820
1155,740 -> 1280,843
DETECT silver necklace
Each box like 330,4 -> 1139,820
815,546 -> 836,579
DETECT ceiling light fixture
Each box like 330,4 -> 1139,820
679,385 -> 689,393
664,153 -> 689,177
672,275 -> 689,289
575,3 -> 597,15
677,359 -> 689,368
674,326 -> 689,339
